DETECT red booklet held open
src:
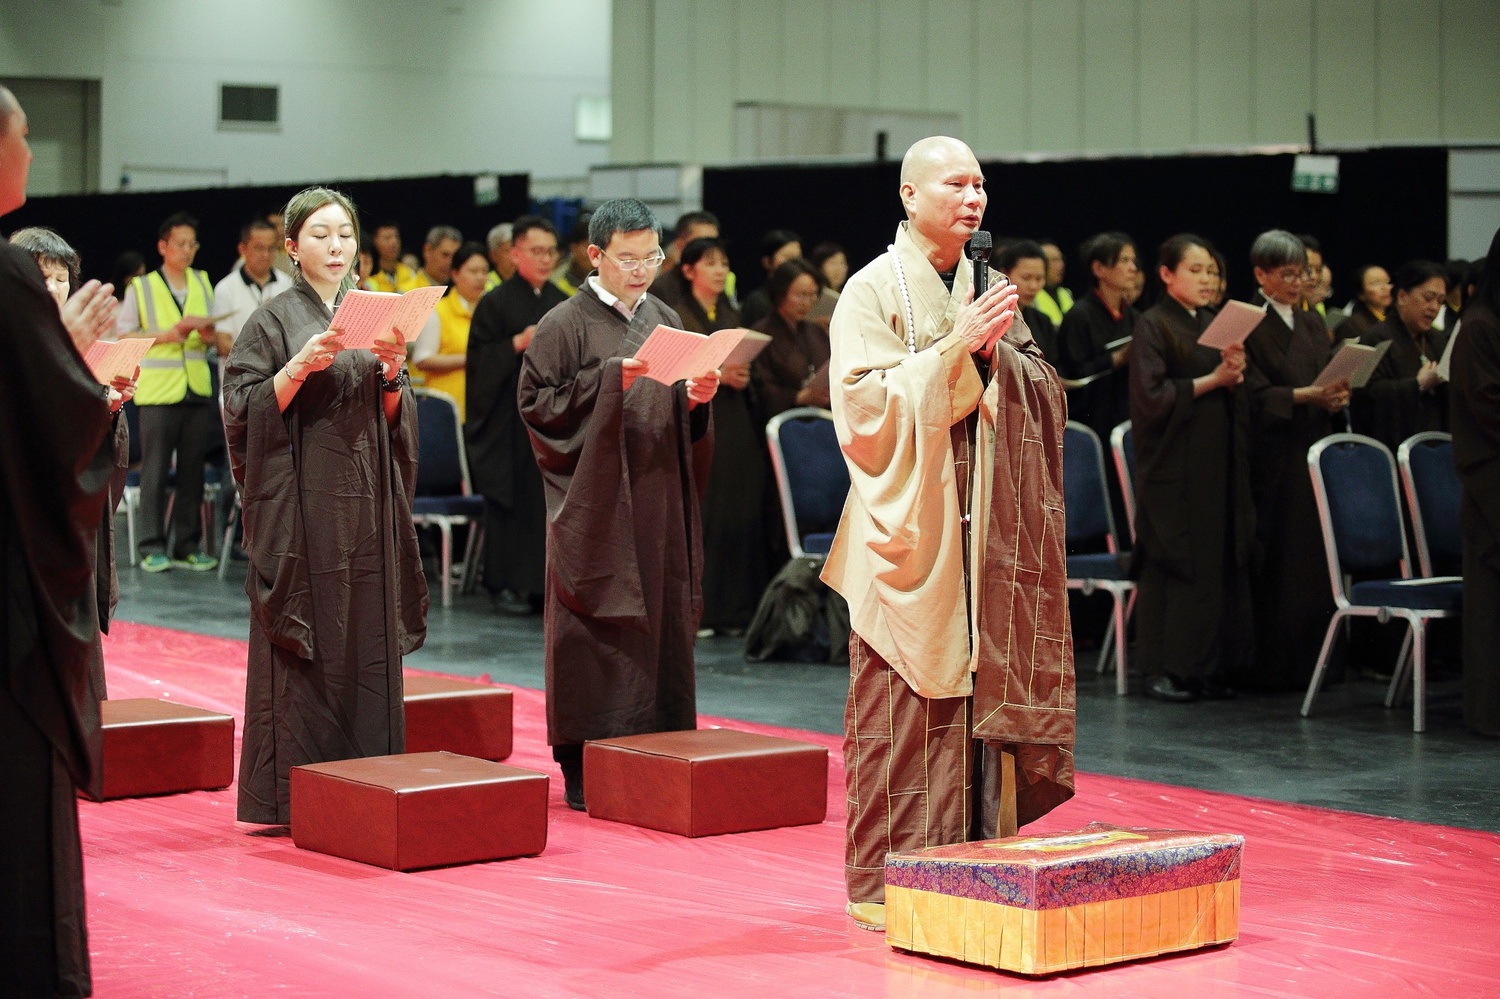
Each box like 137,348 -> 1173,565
631,325 -> 750,386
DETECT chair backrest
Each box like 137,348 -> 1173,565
1398,431 -> 1461,577
1109,420 -> 1135,543
765,407 -> 848,559
1308,434 -> 1410,604
412,388 -> 470,497
1063,420 -> 1118,553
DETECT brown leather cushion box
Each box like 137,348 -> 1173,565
85,698 -> 235,801
583,728 -> 828,837
290,751 -> 548,871
403,675 -> 513,761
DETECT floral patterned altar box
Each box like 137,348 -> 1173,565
885,823 -> 1242,975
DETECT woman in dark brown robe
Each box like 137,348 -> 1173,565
1242,230 -> 1349,690
674,236 -> 768,633
224,188 -> 427,825
752,257 -> 832,420
1353,260 -> 1451,452
1130,234 -> 1254,702
1332,264 -> 1392,341
1059,232 -> 1140,446
1450,228 -> 1500,736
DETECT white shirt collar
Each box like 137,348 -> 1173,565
588,275 -> 642,320
1268,297 -> 1296,328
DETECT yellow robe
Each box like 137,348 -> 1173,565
422,293 -> 474,419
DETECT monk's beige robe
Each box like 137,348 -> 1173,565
824,219 -> 1075,753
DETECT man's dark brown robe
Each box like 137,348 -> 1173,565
1354,314 -> 1450,452
1243,294 -> 1336,689
1,238 -> 113,998
465,274 -> 567,601
223,280 -> 428,824
517,283 -> 711,747
1130,297 -> 1254,683
1450,302 -> 1500,735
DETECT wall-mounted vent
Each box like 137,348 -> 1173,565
219,84 -> 279,130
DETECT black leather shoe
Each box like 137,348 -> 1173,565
1144,675 -> 1199,703
560,762 -> 586,812
1194,677 -> 1238,700
490,588 -> 533,616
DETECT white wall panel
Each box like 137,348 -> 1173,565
1373,0 -> 1444,143
1137,0 -> 1198,151
1311,0 -> 1379,145
1194,0 -> 1254,147
968,0 -> 1026,154
1081,2 -> 1139,152
1026,0 -> 1083,152
1252,0 -> 1315,145
1440,0 -> 1500,141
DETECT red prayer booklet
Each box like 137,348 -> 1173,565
82,337 -> 154,384
631,325 -> 748,386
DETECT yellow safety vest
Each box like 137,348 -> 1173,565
132,269 -> 215,405
484,269 -> 501,292
421,293 -> 474,420
1033,286 -> 1074,328
369,262 -> 420,294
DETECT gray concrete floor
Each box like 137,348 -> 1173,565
115,554 -> 1500,833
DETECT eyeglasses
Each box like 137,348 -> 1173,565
519,246 -> 559,259
1273,267 -> 1305,282
602,249 -> 666,273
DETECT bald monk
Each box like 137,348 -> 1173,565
823,136 -> 1076,930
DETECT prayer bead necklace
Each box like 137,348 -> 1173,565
889,244 -> 917,354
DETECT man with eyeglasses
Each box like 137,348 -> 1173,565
518,198 -> 720,811
466,215 -> 568,616
116,211 -> 220,573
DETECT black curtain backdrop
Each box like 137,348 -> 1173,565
5,173 -> 530,286
703,148 -> 1448,305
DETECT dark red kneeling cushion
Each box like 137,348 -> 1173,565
583,728 -> 828,837
403,675 -> 513,761
87,698 -> 235,801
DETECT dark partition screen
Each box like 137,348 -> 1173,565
703,148 -> 1448,304
6,173 -> 530,285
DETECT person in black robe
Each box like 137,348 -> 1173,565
737,229 -> 802,328
9,225 -> 136,704
224,188 -> 427,825
1332,264 -> 1393,341
1242,231 -> 1348,690
0,84 -> 118,997
517,199 -> 718,810
1352,260 -> 1451,452
1451,228 -> 1500,736
751,260 -> 833,420
996,240 -> 1060,367
1060,232 -> 1140,446
673,236 -> 769,633
1130,234 -> 1254,702
465,216 -> 567,614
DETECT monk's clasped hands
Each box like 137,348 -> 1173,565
954,280 -> 1019,356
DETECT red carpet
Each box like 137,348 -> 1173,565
86,621 -> 1500,998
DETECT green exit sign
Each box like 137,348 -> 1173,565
1292,154 -> 1340,193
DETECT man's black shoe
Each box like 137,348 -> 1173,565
1144,675 -> 1199,703
1194,677 -> 1238,700
490,588 -> 533,616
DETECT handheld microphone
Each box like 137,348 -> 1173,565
969,231 -> 992,297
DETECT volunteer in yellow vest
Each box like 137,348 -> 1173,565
115,211 -> 219,572
1034,239 -> 1075,327
368,220 -> 420,293
413,225 -> 462,288
411,240 -> 487,419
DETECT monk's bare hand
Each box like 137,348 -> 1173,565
371,330 -> 407,381
1417,359 -> 1444,392
719,362 -> 751,391
686,368 -> 720,408
622,357 -> 648,391
60,279 -> 118,354
288,330 -> 342,381
953,281 -> 1018,355
1296,380 -> 1348,412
